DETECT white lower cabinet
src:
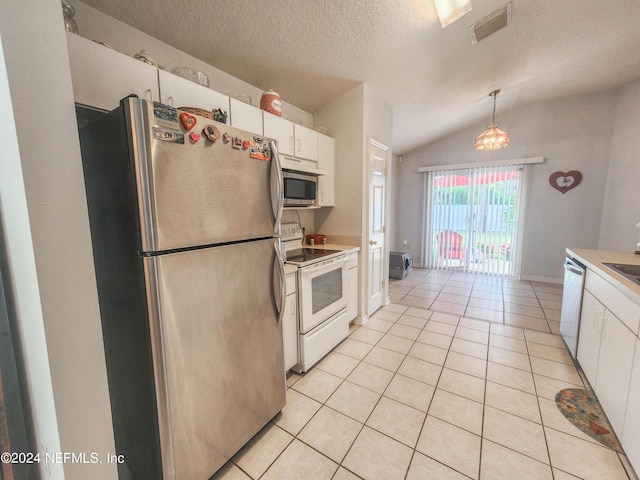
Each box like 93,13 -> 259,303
623,339 -> 640,471
283,272 -> 298,372
346,252 -> 359,322
577,290 -> 605,386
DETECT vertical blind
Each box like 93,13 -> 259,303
424,163 -> 525,277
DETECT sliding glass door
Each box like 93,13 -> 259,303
424,163 -> 527,277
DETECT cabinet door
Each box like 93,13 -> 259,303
67,33 -> 158,110
317,134 -> 335,207
263,112 -> 294,156
158,69 -> 229,119
623,338 -> 640,474
595,311 -> 636,435
294,124 -> 318,161
576,289 -> 605,386
346,253 -> 358,322
229,98 -> 263,134
283,273 -> 298,372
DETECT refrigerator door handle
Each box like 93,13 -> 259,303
273,240 -> 286,324
270,141 -> 283,234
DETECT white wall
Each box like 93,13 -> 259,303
71,0 -> 313,127
394,90 -> 619,281
0,1 -> 117,479
599,79 -> 640,251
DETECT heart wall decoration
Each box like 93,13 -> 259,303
549,170 -> 583,194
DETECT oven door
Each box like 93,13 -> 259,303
299,255 -> 348,334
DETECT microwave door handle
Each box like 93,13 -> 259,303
269,141 -> 283,232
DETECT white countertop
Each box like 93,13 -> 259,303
306,243 -> 361,254
567,248 -> 640,302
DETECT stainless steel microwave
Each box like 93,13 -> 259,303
283,170 -> 318,207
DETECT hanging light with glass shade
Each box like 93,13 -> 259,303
475,89 -> 510,150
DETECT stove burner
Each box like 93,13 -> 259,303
286,248 -> 341,264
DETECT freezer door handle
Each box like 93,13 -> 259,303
270,141 -> 283,234
273,240 -> 286,324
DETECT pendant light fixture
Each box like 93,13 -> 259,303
474,89 -> 510,150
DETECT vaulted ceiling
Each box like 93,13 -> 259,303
79,0 -> 640,154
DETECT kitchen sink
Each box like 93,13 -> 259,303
602,262 -> 640,286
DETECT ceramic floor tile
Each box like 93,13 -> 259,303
504,312 -> 551,332
531,284 -> 562,294
467,296 -> 504,311
504,293 -> 542,307
384,374 -> 435,412
428,388 -> 484,435
529,357 -> 583,385
552,468 -> 582,479
408,342 -> 448,366
504,302 -> 546,319
454,326 -> 490,344
371,309 -> 403,322
471,289 -> 504,300
548,319 -> 561,335
431,310 -> 463,325
416,415 -> 481,479
436,292 -> 470,305
261,439 -> 337,480
490,323 -> 526,340
286,371 -> 301,387
444,350 -> 487,379
484,380 -> 541,423
273,388 -> 322,435
537,397 -> 600,446
480,439 -> 553,480
363,317 -> 395,333
619,453 -> 639,480
407,287 -> 440,299
488,345 -> 532,371
332,467 -> 362,480
489,333 -> 528,354
524,330 -> 567,348
387,323 -> 422,341
487,361 -> 536,394
366,396 -> 426,447
399,295 -> 434,309
437,368 -> 486,403
441,285 -> 472,296
334,338 -> 374,360
545,427 -> 629,480
397,355 -> 442,386
389,293 -> 405,303
291,368 -> 343,403
424,319 -> 458,336
377,333 -> 415,355
363,346 -> 405,372
346,362 -> 394,394
483,405 -> 549,464
458,317 -> 491,332
342,426 -> 414,480
404,307 -> 433,319
527,342 -> 574,365
406,452 -> 470,480
464,306 -> 504,323
382,303 -> 410,314
316,351 -> 360,379
539,298 -> 563,310
297,406 -> 362,463
211,461 -> 251,480
232,423 -> 293,479
450,337 -> 488,360
349,327 -> 385,345
397,314 -> 428,329
533,374 -> 584,401
326,381 -> 381,423
535,291 -> 563,302
416,329 -> 453,349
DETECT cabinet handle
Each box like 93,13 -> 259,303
166,96 -> 174,106
599,315 -> 607,336
145,89 -> 153,102
297,138 -> 301,153
289,136 -> 294,152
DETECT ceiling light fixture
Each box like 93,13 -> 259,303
433,0 -> 472,28
474,89 -> 510,151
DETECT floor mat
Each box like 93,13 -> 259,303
556,388 -> 623,452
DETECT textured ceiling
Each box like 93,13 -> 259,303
79,0 -> 640,154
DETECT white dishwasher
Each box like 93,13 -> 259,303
560,255 -> 586,358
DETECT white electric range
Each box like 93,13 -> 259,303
281,223 -> 350,372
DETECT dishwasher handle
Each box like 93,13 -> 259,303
564,257 -> 586,276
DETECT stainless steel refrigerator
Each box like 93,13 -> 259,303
79,97 -> 286,480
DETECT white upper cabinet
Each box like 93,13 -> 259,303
229,98 -> 263,135
293,124 -> 318,161
158,69 -> 229,119
317,134 -> 335,207
67,33 -> 159,110
263,112 -> 294,156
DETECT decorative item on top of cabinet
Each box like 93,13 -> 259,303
170,67 -> 209,88
549,170 -> 582,194
62,0 -> 79,34
158,69 -> 229,121
260,90 -> 282,116
133,49 -> 158,68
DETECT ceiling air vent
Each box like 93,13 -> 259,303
469,2 -> 512,44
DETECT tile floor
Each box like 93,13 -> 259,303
212,269 -> 639,480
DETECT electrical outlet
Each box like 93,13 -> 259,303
402,240 -> 407,246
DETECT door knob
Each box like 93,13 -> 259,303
369,240 -> 377,245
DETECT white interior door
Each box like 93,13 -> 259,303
367,139 -> 388,317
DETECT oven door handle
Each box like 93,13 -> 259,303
272,239 -> 286,324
